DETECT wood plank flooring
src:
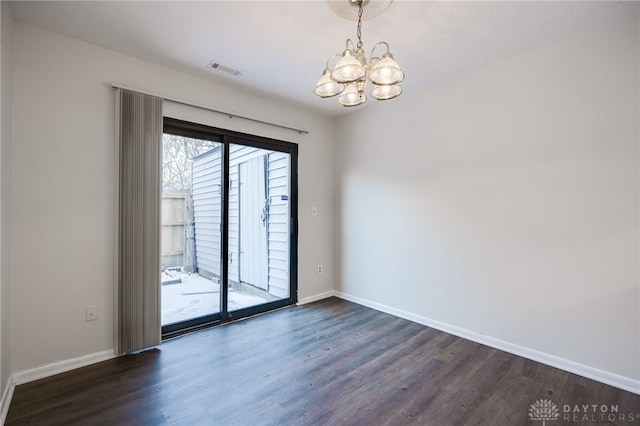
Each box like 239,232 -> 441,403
6,297 -> 640,425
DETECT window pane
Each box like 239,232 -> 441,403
161,134 -> 221,326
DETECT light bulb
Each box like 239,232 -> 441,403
369,53 -> 404,86
371,84 -> 402,100
331,50 -> 366,83
338,83 -> 366,107
313,69 -> 345,98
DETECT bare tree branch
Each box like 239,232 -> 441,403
162,134 -> 219,193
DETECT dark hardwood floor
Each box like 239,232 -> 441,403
6,297 -> 640,425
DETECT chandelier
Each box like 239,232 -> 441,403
313,0 -> 404,107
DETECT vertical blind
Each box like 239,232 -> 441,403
117,89 -> 163,354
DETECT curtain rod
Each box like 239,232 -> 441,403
111,83 -> 309,135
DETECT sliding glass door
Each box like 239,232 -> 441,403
161,119 -> 297,337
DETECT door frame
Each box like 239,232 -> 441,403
162,117 -> 298,339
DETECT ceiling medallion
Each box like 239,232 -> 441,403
327,0 -> 394,21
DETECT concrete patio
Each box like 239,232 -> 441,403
161,271 -> 270,325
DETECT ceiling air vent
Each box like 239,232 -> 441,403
207,60 -> 242,76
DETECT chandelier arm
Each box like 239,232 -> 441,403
325,53 -> 343,70
345,38 -> 355,52
369,41 -> 390,61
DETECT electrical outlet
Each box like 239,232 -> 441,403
317,264 -> 323,275
86,305 -> 98,322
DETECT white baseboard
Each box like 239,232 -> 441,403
297,290 -> 337,306
334,291 -> 640,396
12,350 -> 116,386
0,375 -> 15,425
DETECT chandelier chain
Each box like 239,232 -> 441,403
356,1 -> 363,49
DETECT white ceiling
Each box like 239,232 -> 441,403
9,0 -> 640,117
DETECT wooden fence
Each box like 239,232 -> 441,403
161,193 -> 186,269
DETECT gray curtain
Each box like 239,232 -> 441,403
117,89 -> 162,355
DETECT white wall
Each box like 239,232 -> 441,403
0,0 -> 13,392
336,16 -> 639,384
11,22 -> 336,373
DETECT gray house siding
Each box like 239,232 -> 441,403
191,148 -> 222,279
266,152 -> 290,298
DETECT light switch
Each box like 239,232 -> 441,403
86,305 -> 98,322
